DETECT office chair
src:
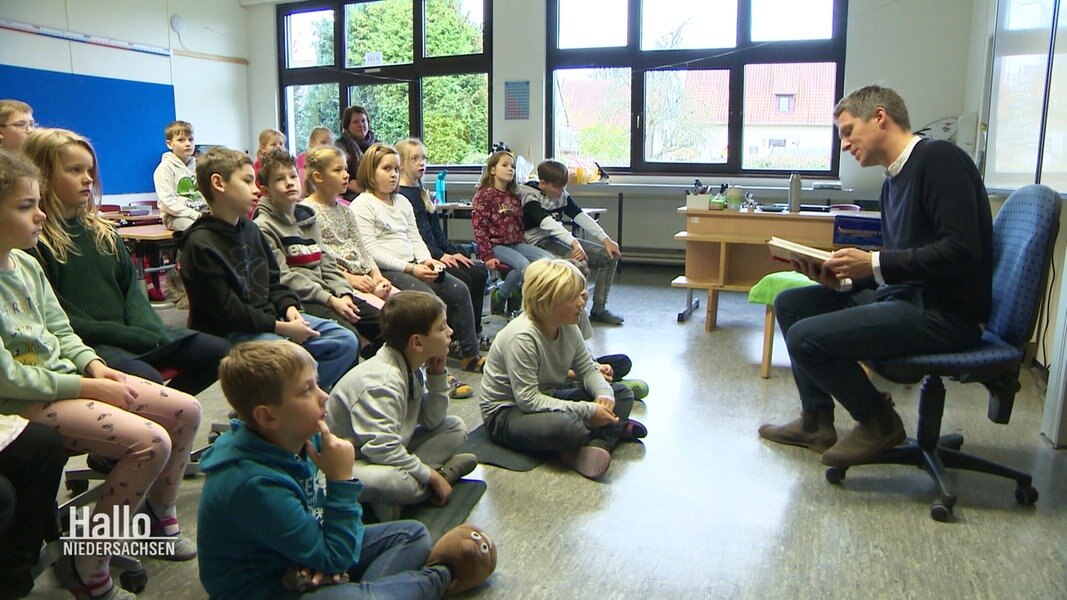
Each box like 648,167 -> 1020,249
825,184 -> 1061,522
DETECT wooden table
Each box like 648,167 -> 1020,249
118,224 -> 177,279
671,207 -> 840,331
100,211 -> 163,226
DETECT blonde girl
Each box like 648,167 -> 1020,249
301,145 -> 394,308
351,143 -> 484,373
296,126 -> 334,184
471,150 -> 552,313
24,128 -> 228,398
396,138 -> 489,335
254,127 -> 286,171
0,145 -> 201,599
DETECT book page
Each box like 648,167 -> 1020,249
767,236 -> 832,264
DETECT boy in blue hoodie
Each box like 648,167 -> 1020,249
197,340 -> 452,599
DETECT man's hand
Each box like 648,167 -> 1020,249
570,240 -> 587,261
427,469 -> 453,506
587,404 -> 619,428
328,296 -> 360,323
792,259 -> 839,288
306,420 -> 355,481
603,238 -> 622,259
825,247 -> 873,280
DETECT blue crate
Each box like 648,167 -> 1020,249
833,214 -> 883,249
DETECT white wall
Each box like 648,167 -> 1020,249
0,0 -> 251,162
491,0 -> 547,161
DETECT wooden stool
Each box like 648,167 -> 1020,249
747,271 -> 816,378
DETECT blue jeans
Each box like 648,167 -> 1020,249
775,285 -> 982,421
491,243 -> 553,298
271,521 -> 450,599
227,313 -> 359,391
485,381 -> 635,452
537,238 -> 618,313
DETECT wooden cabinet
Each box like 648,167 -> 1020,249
671,207 -> 835,331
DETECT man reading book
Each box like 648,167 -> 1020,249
758,85 -> 993,468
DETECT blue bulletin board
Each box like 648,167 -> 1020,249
0,64 -> 175,194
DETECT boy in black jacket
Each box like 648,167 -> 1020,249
177,146 -> 359,390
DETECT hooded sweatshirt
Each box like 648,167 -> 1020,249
175,214 -> 300,338
325,345 -> 451,485
253,198 -> 355,307
153,151 -> 207,222
518,181 -> 608,247
197,420 -> 365,599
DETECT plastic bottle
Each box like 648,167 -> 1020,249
788,173 -> 802,212
726,185 -> 744,211
435,171 -> 447,205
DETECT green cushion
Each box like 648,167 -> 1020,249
748,271 -> 816,305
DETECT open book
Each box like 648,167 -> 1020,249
767,236 -> 831,264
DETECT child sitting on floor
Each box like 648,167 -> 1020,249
199,340 -> 495,598
327,291 -> 477,522
477,258 -> 646,479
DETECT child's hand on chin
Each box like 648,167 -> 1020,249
426,356 -> 447,376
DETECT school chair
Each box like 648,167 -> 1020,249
825,184 -> 1060,522
747,271 -> 816,378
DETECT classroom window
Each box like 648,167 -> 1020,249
278,1 -> 491,167
553,68 -> 632,167
741,62 -> 835,171
422,73 -> 489,164
641,0 -> 737,50
547,0 -> 847,175
348,83 -> 410,147
284,83 -> 340,154
644,69 -> 729,164
425,0 -> 484,57
345,0 -> 413,68
285,9 -> 334,68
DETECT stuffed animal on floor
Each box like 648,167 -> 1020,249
426,523 -> 497,596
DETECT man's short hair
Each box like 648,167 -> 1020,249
218,341 -> 317,423
833,85 -> 911,131
257,148 -> 297,186
536,159 -> 569,187
0,100 -> 32,125
521,258 -> 585,325
196,146 -> 252,203
380,291 -> 446,351
164,120 -> 194,141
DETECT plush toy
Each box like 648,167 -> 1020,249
426,524 -> 497,596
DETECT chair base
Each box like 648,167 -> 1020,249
823,375 -> 1038,522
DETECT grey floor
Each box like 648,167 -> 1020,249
29,265 -> 1067,599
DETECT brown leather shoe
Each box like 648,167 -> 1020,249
820,404 -> 906,468
758,410 -> 837,453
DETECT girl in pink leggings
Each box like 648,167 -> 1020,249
0,149 -> 201,600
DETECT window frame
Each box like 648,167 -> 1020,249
546,0 -> 848,176
276,0 -> 493,170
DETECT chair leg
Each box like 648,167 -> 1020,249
761,305 -> 774,378
825,375 -> 1035,520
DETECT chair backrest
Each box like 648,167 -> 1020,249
988,184 -> 1061,347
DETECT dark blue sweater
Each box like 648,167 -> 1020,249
872,139 -> 992,324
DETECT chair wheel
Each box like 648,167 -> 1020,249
120,567 -> 148,593
1015,485 -> 1039,505
930,503 -> 952,522
66,479 -> 89,495
825,467 -> 846,484
208,430 -> 220,444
